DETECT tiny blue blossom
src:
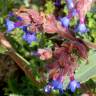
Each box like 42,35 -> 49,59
8,12 -> 23,21
54,0 -> 61,7
6,18 -> 24,32
71,9 -> 77,16
52,80 -> 64,94
44,85 -> 51,93
68,80 -> 80,92
67,0 -> 74,9
44,80 -> 64,94
5,18 -> 15,32
21,25 -> 32,33
22,32 -> 37,44
8,12 -> 14,17
22,26 -> 28,33
16,16 -> 23,21
51,80 -> 63,90
59,16 -> 70,28
75,23 -> 88,33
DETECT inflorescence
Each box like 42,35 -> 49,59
5,0 -> 93,95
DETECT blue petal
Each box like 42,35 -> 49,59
68,80 -> 80,92
22,26 -> 28,32
5,19 -> 15,32
8,12 -> 14,17
76,82 -> 80,88
21,25 -> 31,33
52,80 -> 63,90
71,9 -> 77,16
22,33 -> 37,44
75,23 -> 88,33
16,16 -> 23,21
54,0 -> 61,7
59,17 -> 70,28
67,0 -> 74,9
8,12 -> 23,21
44,85 -> 51,93
59,89 -> 64,94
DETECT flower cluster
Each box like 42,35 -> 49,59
44,76 -> 64,94
44,74 -> 80,94
43,39 -> 88,94
58,0 -> 89,33
5,0 -> 93,95
5,13 -> 37,44
54,0 -> 62,7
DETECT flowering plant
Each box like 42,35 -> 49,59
0,0 -> 96,95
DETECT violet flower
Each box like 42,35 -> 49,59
16,16 -> 23,21
22,25 -> 37,44
44,79 -> 64,94
66,0 -> 74,9
59,16 -> 70,28
71,9 -> 77,17
8,12 -> 14,17
52,80 -> 64,93
68,80 -> 80,92
54,0 -> 61,7
5,18 -> 16,32
22,32 -> 37,44
75,17 -> 88,33
5,18 -> 23,32
44,84 -> 52,93
8,12 -> 23,21
75,23 -> 88,33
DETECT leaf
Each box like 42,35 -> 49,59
63,50 -> 96,89
45,1 -> 55,14
0,45 -> 7,54
75,50 -> 96,83
23,0 -> 30,7
91,76 -> 96,82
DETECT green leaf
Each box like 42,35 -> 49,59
23,0 -> 30,7
75,50 -> 96,83
91,76 -> 96,82
45,1 -> 55,14
0,45 -> 7,54
63,50 -> 96,89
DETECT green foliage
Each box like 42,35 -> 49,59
4,74 -> 44,96
0,45 -> 7,54
45,1 -> 55,14
75,50 -> 96,82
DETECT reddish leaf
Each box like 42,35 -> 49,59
76,0 -> 93,18
43,15 -> 58,34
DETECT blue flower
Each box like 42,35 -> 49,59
71,9 -> 77,17
5,18 -> 24,32
75,23 -> 88,33
51,80 -> 63,90
22,26 -> 29,33
54,0 -> 61,7
8,12 -> 14,17
67,0 -> 74,9
22,32 -> 37,44
68,80 -> 80,92
59,16 -> 70,28
21,25 -> 37,44
16,16 -> 23,21
5,18 -> 15,32
8,12 -> 23,21
52,80 -> 64,94
44,85 -> 51,93
44,80 -> 64,94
